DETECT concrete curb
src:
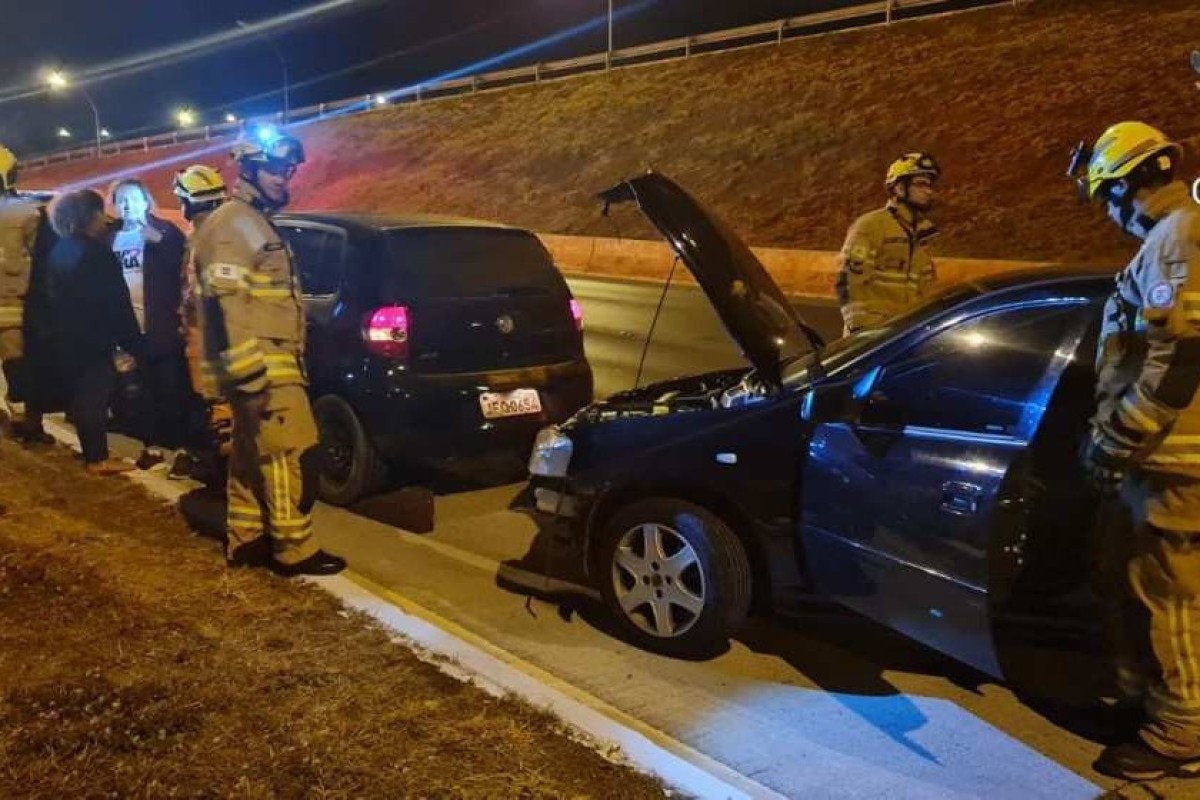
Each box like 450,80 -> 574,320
37,415 -> 786,800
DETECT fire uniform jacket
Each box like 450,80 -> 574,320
836,201 -> 938,333
1092,181 -> 1200,484
191,182 -> 306,395
0,196 -> 49,359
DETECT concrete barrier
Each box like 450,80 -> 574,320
538,232 -> 1056,299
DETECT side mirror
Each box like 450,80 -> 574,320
800,382 -> 852,423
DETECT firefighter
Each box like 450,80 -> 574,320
0,143 -> 57,444
171,164 -> 230,483
1070,121 -> 1200,781
192,136 -> 344,576
836,153 -> 941,334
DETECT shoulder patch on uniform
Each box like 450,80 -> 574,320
1147,281 -> 1176,308
263,242 -> 286,252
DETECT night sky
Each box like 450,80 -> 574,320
0,0 -> 862,155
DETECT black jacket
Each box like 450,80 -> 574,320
46,235 -> 141,387
16,206 -> 68,410
134,214 -> 187,358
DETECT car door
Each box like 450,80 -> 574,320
276,222 -> 347,389
799,298 -> 1094,677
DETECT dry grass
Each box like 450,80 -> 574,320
23,0 -> 1200,266
0,440 -> 667,799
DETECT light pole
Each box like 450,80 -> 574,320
45,70 -> 102,157
608,0 -> 614,58
237,20 -> 290,123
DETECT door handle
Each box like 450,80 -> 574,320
941,481 -> 983,516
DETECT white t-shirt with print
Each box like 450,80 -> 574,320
112,227 -> 146,332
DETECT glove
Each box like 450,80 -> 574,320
1080,432 -> 1129,495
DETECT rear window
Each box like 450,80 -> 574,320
383,227 -> 566,298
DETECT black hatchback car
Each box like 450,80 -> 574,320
528,173 -> 1111,679
274,212 -> 593,504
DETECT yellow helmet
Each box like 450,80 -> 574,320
885,152 -> 941,188
173,164 -> 226,204
1078,121 -> 1181,201
0,144 -> 17,192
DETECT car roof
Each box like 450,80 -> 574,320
967,265 -> 1115,293
927,265 -> 1116,309
274,210 -> 523,235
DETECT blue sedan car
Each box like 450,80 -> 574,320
529,172 -> 1108,678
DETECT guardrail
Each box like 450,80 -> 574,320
23,0 -> 1022,169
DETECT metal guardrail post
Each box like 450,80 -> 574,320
887,0 -> 896,24
777,21 -> 785,44
685,37 -> 692,57
319,102 -> 325,119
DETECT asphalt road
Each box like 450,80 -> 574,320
564,276 -> 844,399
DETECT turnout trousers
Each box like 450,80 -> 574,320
226,384 -> 321,567
1096,471 -> 1200,759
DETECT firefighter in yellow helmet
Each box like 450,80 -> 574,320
191,136 -> 344,576
835,153 -> 941,335
1069,121 -> 1200,781
171,165 -> 230,483
0,143 -> 57,444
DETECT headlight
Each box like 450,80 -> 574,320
528,426 -> 573,477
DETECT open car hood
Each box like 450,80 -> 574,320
599,172 -> 822,387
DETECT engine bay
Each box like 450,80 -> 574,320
569,370 -> 775,425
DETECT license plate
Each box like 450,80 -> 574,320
479,389 -> 542,419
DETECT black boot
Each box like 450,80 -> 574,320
271,550 -> 346,577
1094,739 -> 1200,781
225,536 -> 272,569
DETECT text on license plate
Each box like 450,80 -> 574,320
479,389 -> 542,419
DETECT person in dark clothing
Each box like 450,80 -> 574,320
110,179 -> 192,469
47,189 -> 141,475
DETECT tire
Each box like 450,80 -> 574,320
597,497 -> 753,659
312,395 -> 388,506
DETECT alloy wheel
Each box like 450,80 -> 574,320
611,522 -> 706,638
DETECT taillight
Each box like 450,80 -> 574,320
569,298 -> 583,332
363,305 -> 410,360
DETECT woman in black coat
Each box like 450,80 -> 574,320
46,189 -> 141,474
110,179 -> 192,466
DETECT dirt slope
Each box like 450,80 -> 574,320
22,0 -> 1200,266
0,440 -> 665,799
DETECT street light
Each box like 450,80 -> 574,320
225,113 -> 239,123
176,108 -> 198,128
56,128 -> 71,139
44,69 -> 102,157
237,20 -> 290,123
100,128 -> 111,138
